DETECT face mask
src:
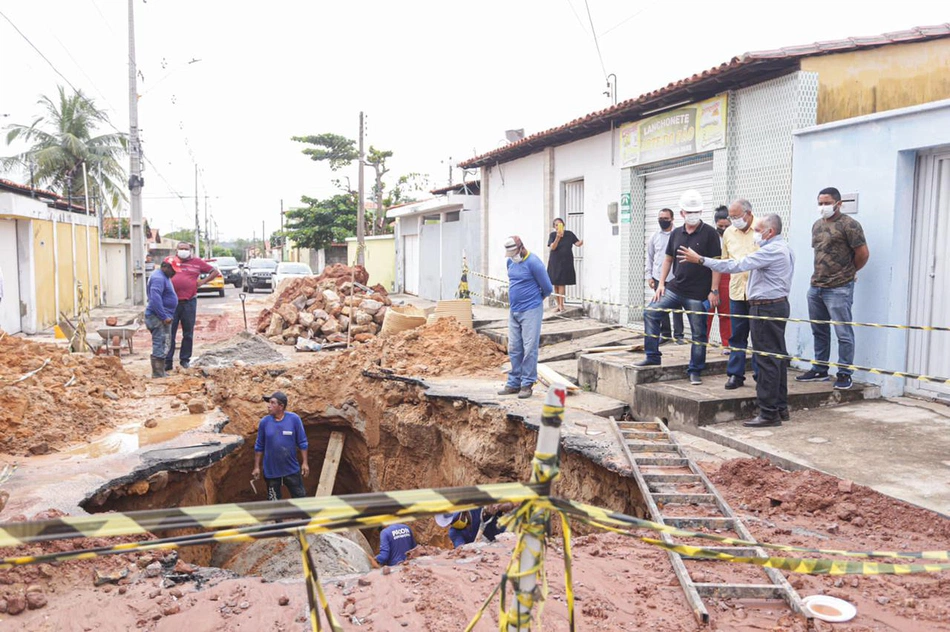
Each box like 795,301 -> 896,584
716,227 -> 726,236
730,217 -> 747,230
753,231 -> 766,245
684,213 -> 701,227
819,204 -> 836,219
658,219 -> 672,230
177,249 -> 192,259
511,253 -> 524,263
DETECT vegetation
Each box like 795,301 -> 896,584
282,191 -> 362,251
2,86 -> 128,211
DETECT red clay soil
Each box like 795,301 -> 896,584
0,335 -> 137,456
4,460 -> 950,630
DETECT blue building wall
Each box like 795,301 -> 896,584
788,100 -> 950,396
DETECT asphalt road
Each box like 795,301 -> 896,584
195,281 -> 275,307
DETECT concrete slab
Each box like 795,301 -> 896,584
481,318 -> 615,348
544,360 -> 579,385
683,398 -> 950,516
577,347 -> 730,408
638,370 -> 880,426
538,329 -> 642,363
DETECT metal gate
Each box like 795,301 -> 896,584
0,219 -> 20,333
907,149 -> 950,400
563,179 -> 584,303
642,161 -> 714,306
403,234 -> 419,295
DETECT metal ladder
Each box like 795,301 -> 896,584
609,417 -> 811,625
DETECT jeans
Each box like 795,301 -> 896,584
807,282 -> 855,376
265,471 -> 307,500
166,297 -> 197,369
644,289 -> 709,374
726,299 -> 758,380
750,300 -> 789,419
653,278 -> 684,340
144,313 -> 171,359
506,303 -> 544,388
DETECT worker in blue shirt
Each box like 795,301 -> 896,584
145,259 -> 179,378
252,391 -> 309,499
436,504 -> 514,548
376,523 -> 416,566
498,236 -> 553,399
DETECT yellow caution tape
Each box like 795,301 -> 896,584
297,529 -> 345,632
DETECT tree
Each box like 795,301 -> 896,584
2,86 -> 128,210
164,228 -> 198,243
282,191 -> 361,252
365,146 -> 392,235
291,133 -> 358,171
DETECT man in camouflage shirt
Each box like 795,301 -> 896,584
797,187 -> 869,390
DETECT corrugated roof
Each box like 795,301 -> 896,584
0,178 -> 90,213
459,24 -> 950,169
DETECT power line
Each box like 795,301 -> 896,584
582,0 -> 608,79
599,1 -> 659,37
0,9 -> 86,97
563,0 -> 590,36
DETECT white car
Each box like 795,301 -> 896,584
273,262 -> 313,288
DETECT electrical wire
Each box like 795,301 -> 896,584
563,0 -> 590,36
598,1 -> 659,37
0,9 -> 86,97
582,0 -> 608,79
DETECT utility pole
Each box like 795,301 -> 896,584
194,164 -> 201,258
448,156 -> 453,186
356,111 -> 365,266
279,199 -> 285,262
128,0 -> 146,305
204,196 -> 210,258
261,220 -> 266,258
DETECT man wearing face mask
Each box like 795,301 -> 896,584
165,242 -> 220,371
145,259 -> 180,378
707,206 -> 733,351
638,190 -> 722,385
798,187 -> 869,391
646,208 -> 685,345
720,199 -> 759,390
499,236 -> 553,399
678,214 -> 795,427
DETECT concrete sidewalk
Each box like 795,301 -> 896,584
684,397 -> 950,516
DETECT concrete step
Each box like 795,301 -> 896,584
577,347 -> 730,409
538,329 -> 642,363
543,359 -> 579,385
474,306 -> 586,331
481,318 -> 614,348
634,370 -> 881,427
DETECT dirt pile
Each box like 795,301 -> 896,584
191,331 -> 286,368
0,335 -> 136,456
351,317 -> 507,377
256,265 -> 393,348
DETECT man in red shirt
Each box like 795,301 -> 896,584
165,242 -> 220,370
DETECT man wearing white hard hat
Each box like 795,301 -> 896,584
637,189 -> 722,385
498,236 -> 553,399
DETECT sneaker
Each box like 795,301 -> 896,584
796,370 -> 829,382
724,375 -> 744,390
180,360 -> 191,369
634,359 -> 661,367
517,386 -> 533,399
497,386 -> 519,395
834,374 -> 853,390
689,373 -> 702,386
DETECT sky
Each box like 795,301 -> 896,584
1,0 -> 947,241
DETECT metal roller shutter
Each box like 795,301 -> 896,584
0,219 -> 21,334
642,161 -> 714,304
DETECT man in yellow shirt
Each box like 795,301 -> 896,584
721,199 -> 760,392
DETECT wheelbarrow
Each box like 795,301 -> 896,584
97,320 -> 141,357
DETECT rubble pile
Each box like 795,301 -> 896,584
256,265 -> 393,347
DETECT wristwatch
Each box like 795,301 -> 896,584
711,290 -> 719,295
698,256 -> 706,265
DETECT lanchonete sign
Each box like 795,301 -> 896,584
620,94 -> 728,167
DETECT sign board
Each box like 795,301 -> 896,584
620,193 -> 631,224
620,94 -> 728,168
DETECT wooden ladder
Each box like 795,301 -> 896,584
609,417 -> 811,625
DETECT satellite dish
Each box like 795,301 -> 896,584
505,129 -> 525,143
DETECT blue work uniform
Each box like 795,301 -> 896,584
447,510 -> 506,548
376,524 -> 416,566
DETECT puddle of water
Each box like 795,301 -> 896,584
64,414 -> 210,458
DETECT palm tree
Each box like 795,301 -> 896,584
2,86 -> 127,211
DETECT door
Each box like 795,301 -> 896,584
0,219 -> 21,333
563,179 -> 584,303
907,150 -> 950,399
643,161 -> 714,306
403,234 -> 419,295
103,243 -> 130,306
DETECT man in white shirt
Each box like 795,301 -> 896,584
645,208 -> 684,344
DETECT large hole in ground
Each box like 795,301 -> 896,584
83,379 -> 645,578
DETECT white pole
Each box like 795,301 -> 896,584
507,383 -> 567,631
70,213 -> 78,317
96,163 -> 103,305
82,163 -> 93,307
128,0 -> 146,306
52,213 -> 60,319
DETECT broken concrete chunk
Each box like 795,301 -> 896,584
323,289 -> 340,303
359,299 -> 382,315
337,315 -> 350,330
291,295 -> 308,311
373,306 -> 388,324
321,318 -> 340,335
276,304 -> 298,326
265,313 -> 285,338
355,310 -> 374,325
311,309 -> 329,321
94,568 -> 129,586
298,312 -> 314,328
187,399 -> 206,414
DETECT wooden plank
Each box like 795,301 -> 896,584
536,363 -> 579,392
315,431 -> 346,497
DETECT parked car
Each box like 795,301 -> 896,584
242,258 -> 278,293
208,256 -> 241,287
197,267 -> 225,297
273,262 -> 313,288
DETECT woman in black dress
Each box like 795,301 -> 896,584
547,218 -> 583,312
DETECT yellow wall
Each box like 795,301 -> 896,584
803,39 -> 950,124
32,217 -> 101,330
347,236 -> 395,291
